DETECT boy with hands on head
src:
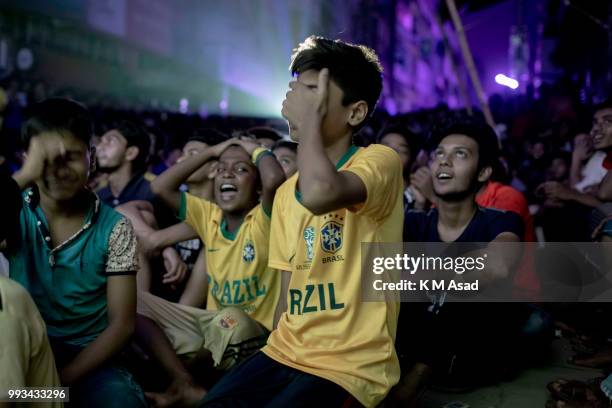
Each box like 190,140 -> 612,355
136,135 -> 286,407
199,36 -> 404,408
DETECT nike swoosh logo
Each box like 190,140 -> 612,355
208,248 -> 220,252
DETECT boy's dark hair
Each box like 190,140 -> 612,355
594,99 -> 612,113
290,36 -> 383,129
22,98 -> 93,149
188,128 -> 228,146
247,127 -> 282,142
377,125 -> 422,157
548,150 -> 572,166
113,120 -> 151,171
272,140 -> 298,153
427,118 -> 500,171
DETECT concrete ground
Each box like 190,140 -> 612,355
418,339 -> 603,408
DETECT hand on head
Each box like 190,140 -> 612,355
281,68 -> 329,131
22,134 -> 67,182
206,136 -> 260,160
198,137 -> 251,182
234,135 -> 262,155
208,137 -> 241,158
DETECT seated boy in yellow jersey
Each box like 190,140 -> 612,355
135,137 -> 286,407
0,277 -> 63,408
200,36 -> 403,408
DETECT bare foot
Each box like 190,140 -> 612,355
387,363 -> 432,408
145,379 -> 206,408
546,378 -> 607,408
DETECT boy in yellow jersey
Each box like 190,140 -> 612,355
200,36 -> 403,408
135,137 -> 286,407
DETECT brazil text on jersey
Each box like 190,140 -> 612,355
289,282 -> 344,315
208,276 -> 267,306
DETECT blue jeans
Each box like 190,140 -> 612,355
199,351 -> 352,408
69,365 -> 147,408
50,339 -> 147,408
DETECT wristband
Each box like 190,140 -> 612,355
251,147 -> 272,165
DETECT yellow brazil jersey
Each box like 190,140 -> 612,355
262,144 -> 403,407
179,192 -> 280,331
0,277 -> 62,406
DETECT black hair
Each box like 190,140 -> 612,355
548,150 -> 572,167
188,128 -> 228,146
272,140 -> 298,153
247,127 -> 282,142
377,124 -> 422,157
290,36 -> 383,130
427,118 -> 500,171
0,173 -> 22,251
594,99 -> 612,114
113,120 -> 151,171
22,98 -> 93,149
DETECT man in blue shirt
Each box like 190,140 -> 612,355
96,120 -> 154,207
8,98 -> 146,407
97,120 -> 185,296
391,119 -> 524,407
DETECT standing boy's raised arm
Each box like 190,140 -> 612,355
282,69 -> 368,215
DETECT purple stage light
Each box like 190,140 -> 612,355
179,98 -> 189,114
219,99 -> 228,112
495,74 -> 519,90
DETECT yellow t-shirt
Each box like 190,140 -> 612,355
180,193 -> 280,331
0,277 -> 62,407
262,144 -> 403,407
